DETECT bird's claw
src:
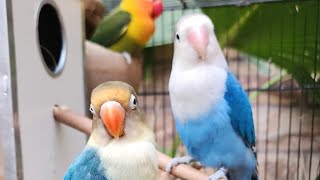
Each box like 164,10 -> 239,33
121,52 -> 132,64
208,167 -> 228,180
165,156 -> 195,173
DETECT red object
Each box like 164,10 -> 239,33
152,0 -> 163,19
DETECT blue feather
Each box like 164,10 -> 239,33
64,147 -> 107,180
175,99 -> 251,169
224,72 -> 256,148
173,71 -> 257,179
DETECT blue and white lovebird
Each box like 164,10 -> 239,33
64,81 -> 158,180
166,14 -> 258,180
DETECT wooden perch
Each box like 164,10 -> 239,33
85,41 -> 142,99
53,105 -> 92,135
53,105 -> 209,180
157,151 -> 209,180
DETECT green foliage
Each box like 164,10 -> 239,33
249,71 -> 288,101
203,0 -> 320,102
161,134 -> 181,157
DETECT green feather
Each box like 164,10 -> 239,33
91,8 -> 131,48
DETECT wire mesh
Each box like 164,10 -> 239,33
138,0 -> 320,179
103,0 -> 282,10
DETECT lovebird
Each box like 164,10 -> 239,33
166,14 -> 258,180
64,81 -> 158,180
90,0 -> 163,64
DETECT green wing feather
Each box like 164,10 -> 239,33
90,8 -> 131,48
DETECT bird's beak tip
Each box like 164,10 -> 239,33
100,101 -> 125,139
188,27 -> 209,61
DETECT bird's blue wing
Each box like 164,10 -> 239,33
224,72 -> 256,148
64,147 -> 107,180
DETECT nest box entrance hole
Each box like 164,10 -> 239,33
37,3 -> 66,76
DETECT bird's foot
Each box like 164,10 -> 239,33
165,156 -> 195,173
121,52 -> 132,64
208,167 -> 228,180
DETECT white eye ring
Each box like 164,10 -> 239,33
89,104 -> 96,115
129,94 -> 137,110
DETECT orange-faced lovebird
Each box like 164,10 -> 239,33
90,0 -> 163,64
64,81 -> 158,180
166,14 -> 258,180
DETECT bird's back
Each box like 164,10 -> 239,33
110,13 -> 155,55
91,0 -> 156,56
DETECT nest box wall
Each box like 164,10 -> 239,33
0,0 -> 87,179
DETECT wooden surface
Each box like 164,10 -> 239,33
53,105 -> 210,180
53,105 -> 92,135
85,41 -> 142,100
7,0 -> 87,179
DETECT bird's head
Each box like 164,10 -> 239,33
173,13 -> 227,69
90,81 -> 146,140
121,0 -> 163,20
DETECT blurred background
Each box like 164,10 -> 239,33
1,0 -> 319,179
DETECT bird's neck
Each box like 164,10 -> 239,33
87,118 -> 155,147
121,119 -> 156,145
210,51 -> 228,69
172,52 -> 227,72
87,117 -> 110,148
99,131 -> 158,180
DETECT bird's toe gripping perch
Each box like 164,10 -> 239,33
165,156 -> 196,172
208,167 -> 228,180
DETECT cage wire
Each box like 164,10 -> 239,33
131,0 -> 320,179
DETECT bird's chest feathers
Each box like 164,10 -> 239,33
175,98 -> 232,149
99,140 -> 158,180
169,65 -> 227,121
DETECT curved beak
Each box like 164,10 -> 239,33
152,0 -> 163,19
100,101 -> 125,139
188,26 -> 209,60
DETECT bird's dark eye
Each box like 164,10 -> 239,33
130,94 -> 137,110
89,104 -> 96,115
176,34 -> 180,41
133,98 -> 136,105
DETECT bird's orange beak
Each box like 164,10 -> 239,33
100,101 -> 125,139
188,26 -> 209,60
152,0 -> 163,19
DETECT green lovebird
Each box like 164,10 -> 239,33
90,0 -> 163,63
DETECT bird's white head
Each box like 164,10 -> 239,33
173,13 -> 227,69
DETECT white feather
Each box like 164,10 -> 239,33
169,64 -> 227,121
169,13 -> 229,121
173,13 -> 227,69
99,123 -> 158,180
